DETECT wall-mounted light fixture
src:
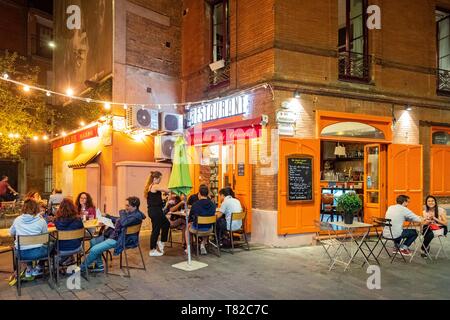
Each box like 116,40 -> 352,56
405,104 -> 412,111
293,90 -> 301,99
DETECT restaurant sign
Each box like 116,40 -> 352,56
52,125 -> 99,149
186,95 -> 249,127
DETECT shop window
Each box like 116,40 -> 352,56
432,130 -> 450,145
321,122 -> 385,139
338,0 -> 370,82
436,9 -> 450,95
209,0 -> 230,87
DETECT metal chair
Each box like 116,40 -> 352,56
15,233 -> 53,296
105,223 -> 146,278
314,220 -> 350,267
372,217 -> 407,263
433,229 -> 448,260
53,228 -> 89,286
189,216 -> 220,257
226,211 -> 250,254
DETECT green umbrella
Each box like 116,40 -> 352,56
168,135 -> 193,196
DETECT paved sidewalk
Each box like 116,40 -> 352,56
0,233 -> 449,300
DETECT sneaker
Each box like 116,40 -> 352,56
200,244 -> 207,255
399,249 -> 412,256
90,265 -> 104,273
31,266 -> 43,277
25,268 -> 33,279
157,241 -> 165,254
149,249 -> 163,257
392,248 -> 400,255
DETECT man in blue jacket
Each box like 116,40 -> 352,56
81,196 -> 146,272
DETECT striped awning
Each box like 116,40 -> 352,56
68,150 -> 101,169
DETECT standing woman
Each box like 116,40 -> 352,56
422,195 -> 448,257
145,171 -> 170,257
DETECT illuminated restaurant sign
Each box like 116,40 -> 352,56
52,125 -> 98,149
186,95 -> 249,127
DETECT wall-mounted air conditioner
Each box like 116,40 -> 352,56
155,135 -> 176,160
159,112 -> 184,134
126,106 -> 159,131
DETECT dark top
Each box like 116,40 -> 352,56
190,199 -> 216,231
104,209 -> 146,255
187,194 -> 199,207
147,190 -> 163,208
55,217 -> 84,252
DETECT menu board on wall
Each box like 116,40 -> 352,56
287,155 -> 313,202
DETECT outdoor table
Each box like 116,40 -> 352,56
406,222 -> 433,262
170,211 -> 187,217
328,221 -> 378,271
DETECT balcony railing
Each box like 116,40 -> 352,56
437,68 -> 450,94
338,51 -> 371,82
209,62 -> 230,87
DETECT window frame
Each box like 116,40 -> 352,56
210,0 -> 230,64
436,7 -> 450,96
338,0 -> 370,83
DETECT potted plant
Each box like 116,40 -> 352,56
336,192 -> 362,224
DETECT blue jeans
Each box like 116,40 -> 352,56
17,246 -> 49,268
83,236 -> 116,268
394,229 -> 418,249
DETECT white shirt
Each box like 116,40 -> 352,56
219,196 -> 243,231
383,204 -> 422,239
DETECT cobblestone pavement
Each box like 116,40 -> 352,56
1,232 -> 449,300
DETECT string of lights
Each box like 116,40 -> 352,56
0,73 -> 273,142
0,73 -> 273,110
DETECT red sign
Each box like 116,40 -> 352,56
52,125 -> 99,149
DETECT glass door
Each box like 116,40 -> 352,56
364,143 -> 386,221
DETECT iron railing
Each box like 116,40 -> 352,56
338,51 -> 371,82
437,68 -> 450,94
209,62 -> 230,87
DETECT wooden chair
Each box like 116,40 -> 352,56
53,228 -> 89,286
105,223 -> 146,278
189,216 -> 220,257
321,194 -> 337,222
15,233 -> 53,296
226,211 -> 250,254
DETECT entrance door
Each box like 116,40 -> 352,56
278,138 -> 320,235
388,144 -> 423,215
363,144 -> 386,222
233,139 -> 252,232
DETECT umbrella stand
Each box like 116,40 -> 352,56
171,194 -> 208,272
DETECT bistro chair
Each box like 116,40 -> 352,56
433,228 -> 448,260
105,223 -> 146,278
189,216 -> 221,257
53,228 -> 89,286
372,217 -> 407,263
314,219 -> 350,267
15,233 -> 53,296
225,211 -> 250,254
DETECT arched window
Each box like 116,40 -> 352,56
432,131 -> 450,145
321,122 -> 385,139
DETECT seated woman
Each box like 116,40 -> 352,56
164,193 -> 187,247
422,195 -> 448,257
76,192 -> 96,221
9,199 -> 49,280
54,198 -> 84,266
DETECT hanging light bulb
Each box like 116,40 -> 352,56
46,91 -> 51,97
66,88 -> 74,97
43,135 -> 48,141
80,121 -> 85,127
123,104 -> 128,110
2,73 -> 9,80
104,102 -> 111,111
33,136 -> 39,141
86,98 -> 92,103
23,85 -> 30,92
61,131 -> 67,137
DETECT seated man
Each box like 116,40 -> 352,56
383,194 -> 423,256
0,175 -> 19,202
81,196 -> 146,272
216,187 -> 243,244
186,185 -> 216,255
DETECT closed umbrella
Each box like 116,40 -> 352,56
169,135 -> 208,271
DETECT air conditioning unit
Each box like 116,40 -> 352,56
126,106 -> 159,131
160,112 -> 184,134
155,135 -> 176,160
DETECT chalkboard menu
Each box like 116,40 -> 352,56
238,163 -> 245,176
432,131 -> 449,145
287,155 -> 313,202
